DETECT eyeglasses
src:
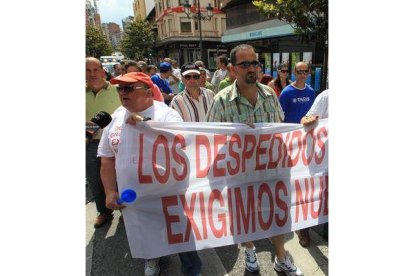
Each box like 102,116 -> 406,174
116,85 -> 146,93
280,70 -> 289,73
235,60 -> 260,69
295,70 -> 309,75
183,74 -> 200,80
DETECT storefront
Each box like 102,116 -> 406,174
220,0 -> 326,92
154,41 -> 228,71
221,23 -> 324,92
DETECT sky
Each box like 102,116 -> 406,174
96,0 -> 134,29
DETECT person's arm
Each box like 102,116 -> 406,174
100,157 -> 124,210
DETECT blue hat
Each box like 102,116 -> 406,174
159,62 -> 172,73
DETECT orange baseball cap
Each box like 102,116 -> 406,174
110,72 -> 163,102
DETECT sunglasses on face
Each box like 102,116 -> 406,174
183,74 -> 200,80
280,70 -> 289,73
235,60 -> 260,69
295,70 -> 309,75
116,85 -> 146,93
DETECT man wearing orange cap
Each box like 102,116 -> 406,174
97,72 -> 182,276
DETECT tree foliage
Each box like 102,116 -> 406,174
120,19 -> 156,60
252,0 -> 328,46
86,25 -> 113,58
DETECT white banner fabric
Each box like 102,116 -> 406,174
115,120 -> 329,259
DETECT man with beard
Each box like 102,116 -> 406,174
206,45 -> 303,276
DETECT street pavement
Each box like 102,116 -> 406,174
86,192 -> 328,276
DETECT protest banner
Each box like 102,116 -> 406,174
115,120 -> 328,259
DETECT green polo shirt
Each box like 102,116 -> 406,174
206,81 -> 284,123
218,77 -> 233,93
86,81 -> 121,139
204,81 -> 215,92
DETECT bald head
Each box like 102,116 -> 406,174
294,62 -> 309,71
86,57 -> 106,91
86,57 -> 103,68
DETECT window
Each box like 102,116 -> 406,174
195,20 -> 199,31
158,24 -> 162,36
179,0 -> 187,5
162,22 -> 167,36
168,19 -> 174,33
167,0 -> 171,8
183,49 -> 199,64
180,18 -> 192,33
221,18 -> 226,34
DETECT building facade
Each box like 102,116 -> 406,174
152,0 -> 227,70
85,0 -> 101,29
102,22 -> 122,49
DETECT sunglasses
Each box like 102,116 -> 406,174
295,70 -> 309,75
280,70 -> 289,73
183,74 -> 200,80
116,85 -> 146,93
235,60 -> 260,69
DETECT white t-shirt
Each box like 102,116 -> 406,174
211,69 -> 228,88
168,67 -> 182,94
97,101 -> 183,157
306,89 -> 329,119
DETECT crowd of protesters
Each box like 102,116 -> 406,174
87,44 -> 328,276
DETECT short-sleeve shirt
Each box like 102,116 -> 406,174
151,73 -> 172,94
86,82 -> 121,139
306,89 -> 329,119
211,69 -> 228,89
97,101 -> 183,157
206,81 -> 284,123
279,83 -> 316,123
151,73 -> 173,105
218,77 -> 233,92
86,82 -> 121,120
168,68 -> 182,94
169,87 -> 215,122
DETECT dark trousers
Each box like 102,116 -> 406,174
86,140 -> 112,214
178,251 -> 202,276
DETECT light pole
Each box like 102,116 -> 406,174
183,0 -> 213,63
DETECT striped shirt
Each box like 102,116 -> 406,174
206,81 -> 284,123
169,87 -> 215,122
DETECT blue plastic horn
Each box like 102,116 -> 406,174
116,189 -> 137,204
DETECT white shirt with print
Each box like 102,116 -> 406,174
98,101 -> 183,157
